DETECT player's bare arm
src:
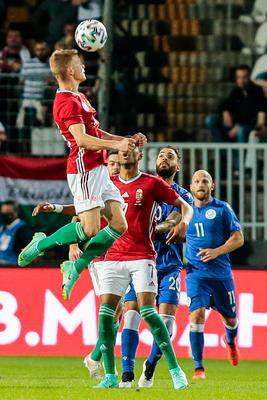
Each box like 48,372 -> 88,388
100,130 -> 147,147
166,198 -> 193,244
69,124 -> 136,152
197,230 -> 244,263
155,211 -> 182,234
32,202 -> 76,216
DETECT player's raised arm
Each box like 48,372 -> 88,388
68,124 -> 136,152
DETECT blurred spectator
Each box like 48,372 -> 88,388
0,28 -> 31,150
0,201 -> 32,266
0,120 -> 7,153
54,22 -> 77,50
16,41 -> 53,153
34,0 -> 77,47
72,0 -> 102,23
239,0 -> 267,24
206,65 -> 266,143
0,28 -> 30,73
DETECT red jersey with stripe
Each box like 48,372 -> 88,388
53,90 -> 106,174
105,172 -> 179,261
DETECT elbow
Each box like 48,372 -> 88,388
238,231 -> 245,248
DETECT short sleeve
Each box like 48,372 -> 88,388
60,98 -> 84,128
223,203 -> 241,233
181,191 -> 194,206
154,177 -> 179,204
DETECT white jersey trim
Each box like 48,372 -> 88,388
119,171 -> 142,184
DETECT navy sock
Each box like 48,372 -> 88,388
225,322 -> 238,345
121,328 -> 139,374
190,330 -> 204,370
148,340 -> 162,366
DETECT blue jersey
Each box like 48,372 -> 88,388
155,183 -> 193,273
186,197 -> 241,279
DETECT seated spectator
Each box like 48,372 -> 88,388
239,0 -> 267,24
54,22 -> 77,50
16,41 -> 53,154
0,201 -> 32,266
0,28 -> 30,73
0,120 -> 7,152
206,65 -> 266,143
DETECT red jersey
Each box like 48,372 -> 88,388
53,90 -> 106,174
105,172 -> 179,261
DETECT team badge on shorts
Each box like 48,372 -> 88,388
205,209 -> 216,219
135,189 -> 143,206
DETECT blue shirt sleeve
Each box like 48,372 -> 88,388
223,203 -> 241,232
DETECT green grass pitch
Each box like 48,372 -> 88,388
0,357 -> 266,400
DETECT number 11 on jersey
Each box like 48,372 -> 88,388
195,222 -> 205,237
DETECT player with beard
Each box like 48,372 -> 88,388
186,170 -> 243,379
119,146 -> 193,388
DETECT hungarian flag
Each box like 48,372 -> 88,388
0,156 -> 72,232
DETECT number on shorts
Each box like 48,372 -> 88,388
228,290 -> 236,305
169,275 -> 180,292
195,222 -> 205,237
122,202 -> 129,216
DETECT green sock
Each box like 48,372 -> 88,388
38,222 -> 87,252
91,319 -> 120,362
98,303 -> 116,374
140,305 -> 178,370
74,225 -> 122,274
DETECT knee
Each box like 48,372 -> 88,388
81,221 -> 100,238
111,217 -> 128,234
224,317 -> 238,328
123,310 -> 141,331
190,310 -> 205,325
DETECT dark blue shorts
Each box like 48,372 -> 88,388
124,270 -> 181,306
186,274 -> 237,318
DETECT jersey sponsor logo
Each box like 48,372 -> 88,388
205,209 -> 216,220
135,188 -> 143,206
122,192 -> 129,198
81,102 -> 90,112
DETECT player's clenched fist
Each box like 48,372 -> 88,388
115,137 -> 136,153
32,202 -> 54,216
131,132 -> 147,148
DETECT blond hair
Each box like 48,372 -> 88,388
49,49 -> 78,80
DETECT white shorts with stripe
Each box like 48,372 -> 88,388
67,165 -> 122,214
89,261 -> 102,296
95,259 -> 158,297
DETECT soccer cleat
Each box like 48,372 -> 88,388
60,261 -> 80,300
192,368 -> 206,380
119,372 -> 134,388
18,232 -> 46,267
223,334 -> 240,366
138,360 -> 155,388
170,367 -> 189,390
119,380 -> 134,388
84,353 -> 102,379
93,374 -> 118,388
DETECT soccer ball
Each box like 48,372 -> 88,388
75,19 -> 108,52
